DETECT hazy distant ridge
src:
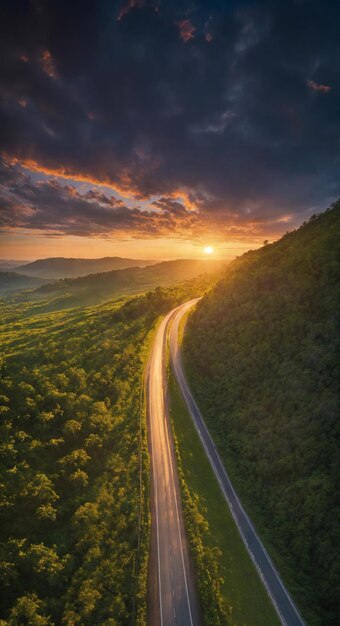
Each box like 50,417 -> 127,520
16,256 -> 156,278
34,259 -> 224,305
0,271 -> 47,294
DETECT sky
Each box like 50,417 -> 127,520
0,0 -> 339,261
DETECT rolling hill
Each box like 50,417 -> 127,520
184,202 -> 340,625
16,256 -> 156,279
0,271 -> 47,294
0,260 -> 29,271
21,258 -> 225,310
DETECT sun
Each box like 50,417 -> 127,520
204,245 -> 214,255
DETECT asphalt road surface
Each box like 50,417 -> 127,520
169,300 -> 306,626
147,305 -> 202,626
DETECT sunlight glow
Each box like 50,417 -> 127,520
204,245 -> 214,255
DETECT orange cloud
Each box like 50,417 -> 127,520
6,156 -> 141,199
118,0 -> 144,20
176,19 -> 195,43
167,189 -> 199,211
4,156 -> 203,214
307,79 -> 331,93
41,49 -> 58,78
117,0 -> 159,20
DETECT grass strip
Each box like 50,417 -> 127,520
168,367 -> 281,626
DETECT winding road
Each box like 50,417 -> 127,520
169,300 -> 306,626
147,305 -> 202,626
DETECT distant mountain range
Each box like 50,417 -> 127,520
0,257 -> 225,303
0,260 -> 29,272
0,272 -> 47,294
15,256 -> 156,279
29,258 -> 225,309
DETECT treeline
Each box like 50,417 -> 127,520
184,202 -> 340,625
0,275 -> 212,625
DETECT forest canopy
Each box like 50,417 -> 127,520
184,202 -> 340,625
0,275 -> 210,625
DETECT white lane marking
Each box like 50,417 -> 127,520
170,303 -> 305,626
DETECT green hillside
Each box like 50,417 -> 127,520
0,272 -> 47,294
183,202 -> 340,625
0,276 -> 212,625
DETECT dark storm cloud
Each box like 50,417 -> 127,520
0,0 -> 340,237
0,158 -> 201,238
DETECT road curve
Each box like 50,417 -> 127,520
169,300 -> 306,626
147,304 -> 202,626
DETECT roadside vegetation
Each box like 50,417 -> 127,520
0,274 -> 215,625
168,366 -> 280,626
184,202 -> 340,625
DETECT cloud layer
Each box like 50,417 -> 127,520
0,159 -> 201,238
1,0 -> 340,241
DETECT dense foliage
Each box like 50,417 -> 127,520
184,203 -> 340,625
0,276 -> 210,625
